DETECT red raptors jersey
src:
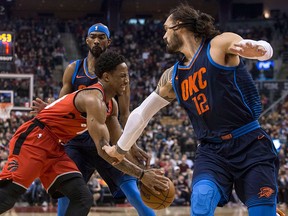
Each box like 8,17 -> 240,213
37,83 -> 113,143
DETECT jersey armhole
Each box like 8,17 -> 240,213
71,60 -> 81,85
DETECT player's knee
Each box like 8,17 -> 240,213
191,180 -> 220,216
78,190 -> 94,211
70,182 -> 93,209
57,177 -> 93,214
0,181 -> 26,213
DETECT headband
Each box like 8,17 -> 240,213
87,23 -> 110,38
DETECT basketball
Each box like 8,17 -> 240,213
140,178 -> 175,210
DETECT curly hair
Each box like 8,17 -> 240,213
95,51 -> 126,78
169,3 -> 220,39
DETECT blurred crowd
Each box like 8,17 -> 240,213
0,13 -> 288,208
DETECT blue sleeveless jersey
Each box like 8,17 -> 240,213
71,57 -> 98,91
70,57 -> 98,140
172,39 -> 262,141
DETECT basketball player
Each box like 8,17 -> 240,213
102,4 -> 285,216
31,23 -> 156,216
0,51 -> 169,215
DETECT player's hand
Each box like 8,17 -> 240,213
102,145 -> 125,165
140,169 -> 169,194
30,98 -> 51,115
129,145 -> 151,169
230,41 -> 267,58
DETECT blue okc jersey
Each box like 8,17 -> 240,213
172,39 -> 262,141
70,57 -> 98,141
71,58 -> 98,91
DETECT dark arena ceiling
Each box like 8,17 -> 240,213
8,0 -> 219,19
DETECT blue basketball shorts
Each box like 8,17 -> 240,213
64,134 -> 136,198
192,128 -> 279,208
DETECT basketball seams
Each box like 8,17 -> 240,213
140,179 -> 175,210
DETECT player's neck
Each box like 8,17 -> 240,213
97,81 -> 114,103
86,53 -> 98,75
182,37 -> 203,64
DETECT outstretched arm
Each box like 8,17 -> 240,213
211,32 -> 273,65
103,66 -> 176,161
76,90 -> 169,193
106,99 -> 149,168
229,39 -> 273,61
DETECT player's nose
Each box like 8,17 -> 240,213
93,38 -> 100,44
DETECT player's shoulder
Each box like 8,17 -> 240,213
64,59 -> 82,75
211,32 -> 242,46
67,59 -> 80,69
76,88 -> 104,107
162,65 -> 174,80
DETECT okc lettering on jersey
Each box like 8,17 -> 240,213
180,67 -> 209,115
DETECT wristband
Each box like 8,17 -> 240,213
257,40 -> 273,61
139,169 -> 145,180
238,39 -> 273,61
116,144 -> 128,155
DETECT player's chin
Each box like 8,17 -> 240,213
116,91 -> 124,96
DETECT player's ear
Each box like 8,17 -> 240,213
85,37 -> 89,45
102,72 -> 110,82
107,38 -> 112,46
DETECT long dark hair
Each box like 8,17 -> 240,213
169,3 -> 220,39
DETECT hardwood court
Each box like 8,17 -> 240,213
2,205 -> 287,216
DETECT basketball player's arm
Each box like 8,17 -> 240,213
106,99 -> 147,168
211,32 -> 273,67
30,62 -> 76,114
79,91 -> 169,192
117,83 -> 151,168
102,66 -> 176,161
117,83 -> 130,127
58,62 -> 76,97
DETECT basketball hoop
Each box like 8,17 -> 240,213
0,103 -> 13,121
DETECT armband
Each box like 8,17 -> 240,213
139,169 -> 145,180
239,39 -> 273,61
256,40 -> 273,61
117,92 -> 170,151
116,144 -> 128,155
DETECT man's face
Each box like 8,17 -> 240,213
109,63 -> 129,96
163,15 -> 183,54
86,32 -> 110,58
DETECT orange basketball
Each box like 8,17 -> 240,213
140,178 -> 175,210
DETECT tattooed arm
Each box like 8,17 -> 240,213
75,90 -> 169,192
102,66 -> 176,161
155,66 -> 176,102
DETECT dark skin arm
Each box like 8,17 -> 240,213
75,89 -> 169,193
59,62 -> 76,97
30,62 -> 76,114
